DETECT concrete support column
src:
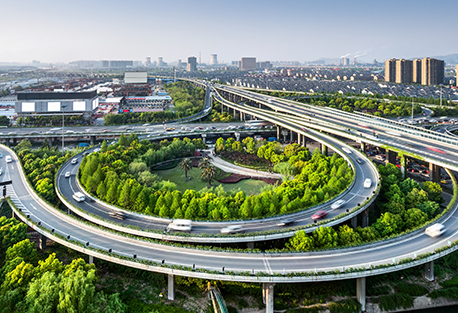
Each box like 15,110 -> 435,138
425,261 -> 434,282
247,242 -> 254,250
201,134 -> 207,144
351,216 -> 357,228
233,109 -> 236,119
362,209 -> 369,228
90,136 -> 95,145
262,283 -> 275,313
235,132 -> 240,142
386,150 -> 397,165
276,126 -> 280,141
221,103 -> 223,114
39,234 -> 47,250
400,155 -> 406,179
321,144 -> 328,156
88,255 -> 94,264
168,274 -> 175,300
356,277 -> 366,312
429,163 -> 441,183
290,130 -> 294,143
360,142 -> 366,153
297,133 -> 301,146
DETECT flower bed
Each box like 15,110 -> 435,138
217,173 -> 250,183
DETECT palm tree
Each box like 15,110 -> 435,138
201,165 -> 217,187
179,158 -> 193,180
198,157 -> 211,170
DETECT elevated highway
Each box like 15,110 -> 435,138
4,83 -> 458,312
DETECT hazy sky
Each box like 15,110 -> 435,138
2,0 -> 457,64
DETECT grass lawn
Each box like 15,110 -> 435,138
153,166 -> 268,195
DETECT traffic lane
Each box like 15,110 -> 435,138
5,143 -> 458,274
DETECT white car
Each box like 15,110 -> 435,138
425,224 -> 445,238
71,158 -> 78,164
331,199 -> 346,209
220,225 -> 245,234
65,171 -> 71,178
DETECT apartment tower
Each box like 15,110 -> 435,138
385,58 -> 396,82
421,57 -> 444,85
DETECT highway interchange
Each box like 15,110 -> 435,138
3,83 -> 458,286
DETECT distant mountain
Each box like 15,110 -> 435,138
411,53 -> 458,65
431,53 -> 458,65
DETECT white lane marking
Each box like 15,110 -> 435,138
263,258 -> 273,274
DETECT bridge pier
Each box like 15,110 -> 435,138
351,216 -> 357,228
429,163 -> 441,183
400,155 -> 406,178
168,274 -> 175,300
386,149 -> 397,165
90,136 -> 95,145
39,234 -> 47,250
297,133 -> 301,146
360,142 -> 366,153
425,261 -> 434,281
201,134 -> 207,144
235,132 -> 240,142
290,130 -> 294,143
276,126 -> 280,141
362,209 -> 369,228
321,144 -> 328,156
247,242 -> 254,250
262,283 -> 275,313
88,255 -> 94,264
356,277 -> 366,312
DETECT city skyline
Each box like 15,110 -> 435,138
1,0 -> 457,64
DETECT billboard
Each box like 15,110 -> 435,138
22,102 -> 35,112
73,101 -> 86,111
92,98 -> 99,110
48,101 -> 61,112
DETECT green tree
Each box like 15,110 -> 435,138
288,230 -> 314,251
421,181 -> 444,203
404,208 -> 428,229
201,165 -> 217,187
179,158 -> 193,180
338,225 -> 362,246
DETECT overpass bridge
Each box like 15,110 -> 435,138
3,82 -> 458,312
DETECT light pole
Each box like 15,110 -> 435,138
411,96 -> 416,124
61,104 -> 67,156
439,84 -> 443,106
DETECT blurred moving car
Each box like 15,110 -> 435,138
425,224 -> 445,238
311,210 -> 328,220
331,200 -> 346,209
220,225 -> 245,234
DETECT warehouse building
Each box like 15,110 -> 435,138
15,91 -> 98,120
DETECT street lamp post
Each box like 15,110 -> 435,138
61,104 -> 67,156
440,84 -> 443,106
411,96 -> 415,124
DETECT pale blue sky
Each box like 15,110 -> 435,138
2,0 -> 457,64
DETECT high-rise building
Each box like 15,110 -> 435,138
157,57 -> 164,67
385,58 -> 397,82
145,57 -> 151,66
412,59 -> 421,84
341,57 -> 350,66
210,54 -> 218,65
241,57 -> 256,70
421,57 -> 444,86
177,59 -> 182,68
187,57 -> 197,72
456,65 -> 458,87
395,59 -> 413,84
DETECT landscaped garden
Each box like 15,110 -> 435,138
76,134 -> 353,221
